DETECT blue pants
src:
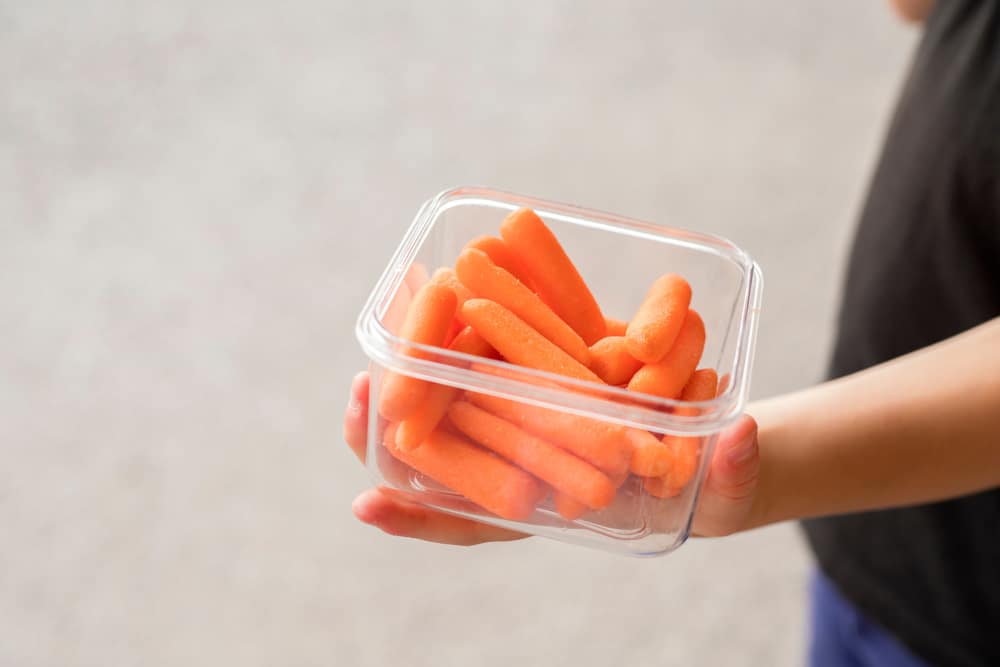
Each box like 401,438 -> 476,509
808,571 -> 928,667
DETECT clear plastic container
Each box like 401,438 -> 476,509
355,186 -> 762,556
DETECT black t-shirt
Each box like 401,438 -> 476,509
802,2 -> 1000,666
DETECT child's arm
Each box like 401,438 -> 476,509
344,317 -> 1000,542
887,0 -> 935,23
746,316 -> 1000,529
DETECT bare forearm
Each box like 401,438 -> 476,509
747,316 -> 1000,528
888,0 -> 935,23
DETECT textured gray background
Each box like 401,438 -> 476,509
2,2 -> 916,665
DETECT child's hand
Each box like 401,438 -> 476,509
343,371 -> 761,543
689,414 -> 761,537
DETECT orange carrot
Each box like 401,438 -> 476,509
378,282 -> 457,421
665,437 -> 699,490
442,318 -> 463,347
430,267 -> 474,322
461,299 -> 604,384
626,273 -> 692,364
499,208 -> 606,344
384,427 -> 543,520
684,368 -> 719,400
467,360 -> 563,389
448,401 -> 616,510
642,439 -> 699,499
642,368 -> 718,497
453,326 -> 498,360
554,492 -> 588,520
395,327 -> 496,451
642,474 -> 674,498
466,235 -> 537,291
468,359 -> 619,407
465,391 -> 630,477
455,248 -> 591,366
627,309 -> 706,399
677,368 -> 719,415
604,316 -> 629,337
608,467 -> 630,489
628,371 -> 717,478
626,428 -> 674,477
589,336 -> 643,385
430,267 -> 472,343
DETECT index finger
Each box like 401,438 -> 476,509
344,371 -> 371,463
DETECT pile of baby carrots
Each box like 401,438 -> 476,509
378,208 -> 721,522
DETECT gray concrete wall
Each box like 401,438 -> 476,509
1,2 -> 916,665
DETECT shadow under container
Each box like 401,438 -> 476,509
356,186 -> 762,557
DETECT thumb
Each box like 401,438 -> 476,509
705,414 -> 760,503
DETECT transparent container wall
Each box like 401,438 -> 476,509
367,363 -> 716,556
359,188 -> 759,557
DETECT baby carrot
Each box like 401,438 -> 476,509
642,369 -> 718,497
626,273 -> 693,364
465,391 -> 631,477
394,327 -> 496,451
589,336 -> 643,386
442,318 -> 463,347
608,467 -> 630,489
604,316 -> 629,337
684,368 -> 719,399
554,492 -> 588,521
430,267 -> 474,322
627,309 -> 706,399
448,401 -> 616,510
378,282 -> 457,421
678,368 -> 719,415
642,440 -> 699,499
429,267 -> 472,344
626,428 -> 674,477
384,427 -> 544,521
642,473 -> 675,499
456,248 -> 591,366
461,299 -> 604,384
465,235 -> 537,291
468,360 -> 560,387
499,208 -> 606,345
628,371 -> 717,478
667,443 -> 700,491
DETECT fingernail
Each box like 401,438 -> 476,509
347,396 -> 362,416
351,490 -> 377,523
727,439 -> 756,467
